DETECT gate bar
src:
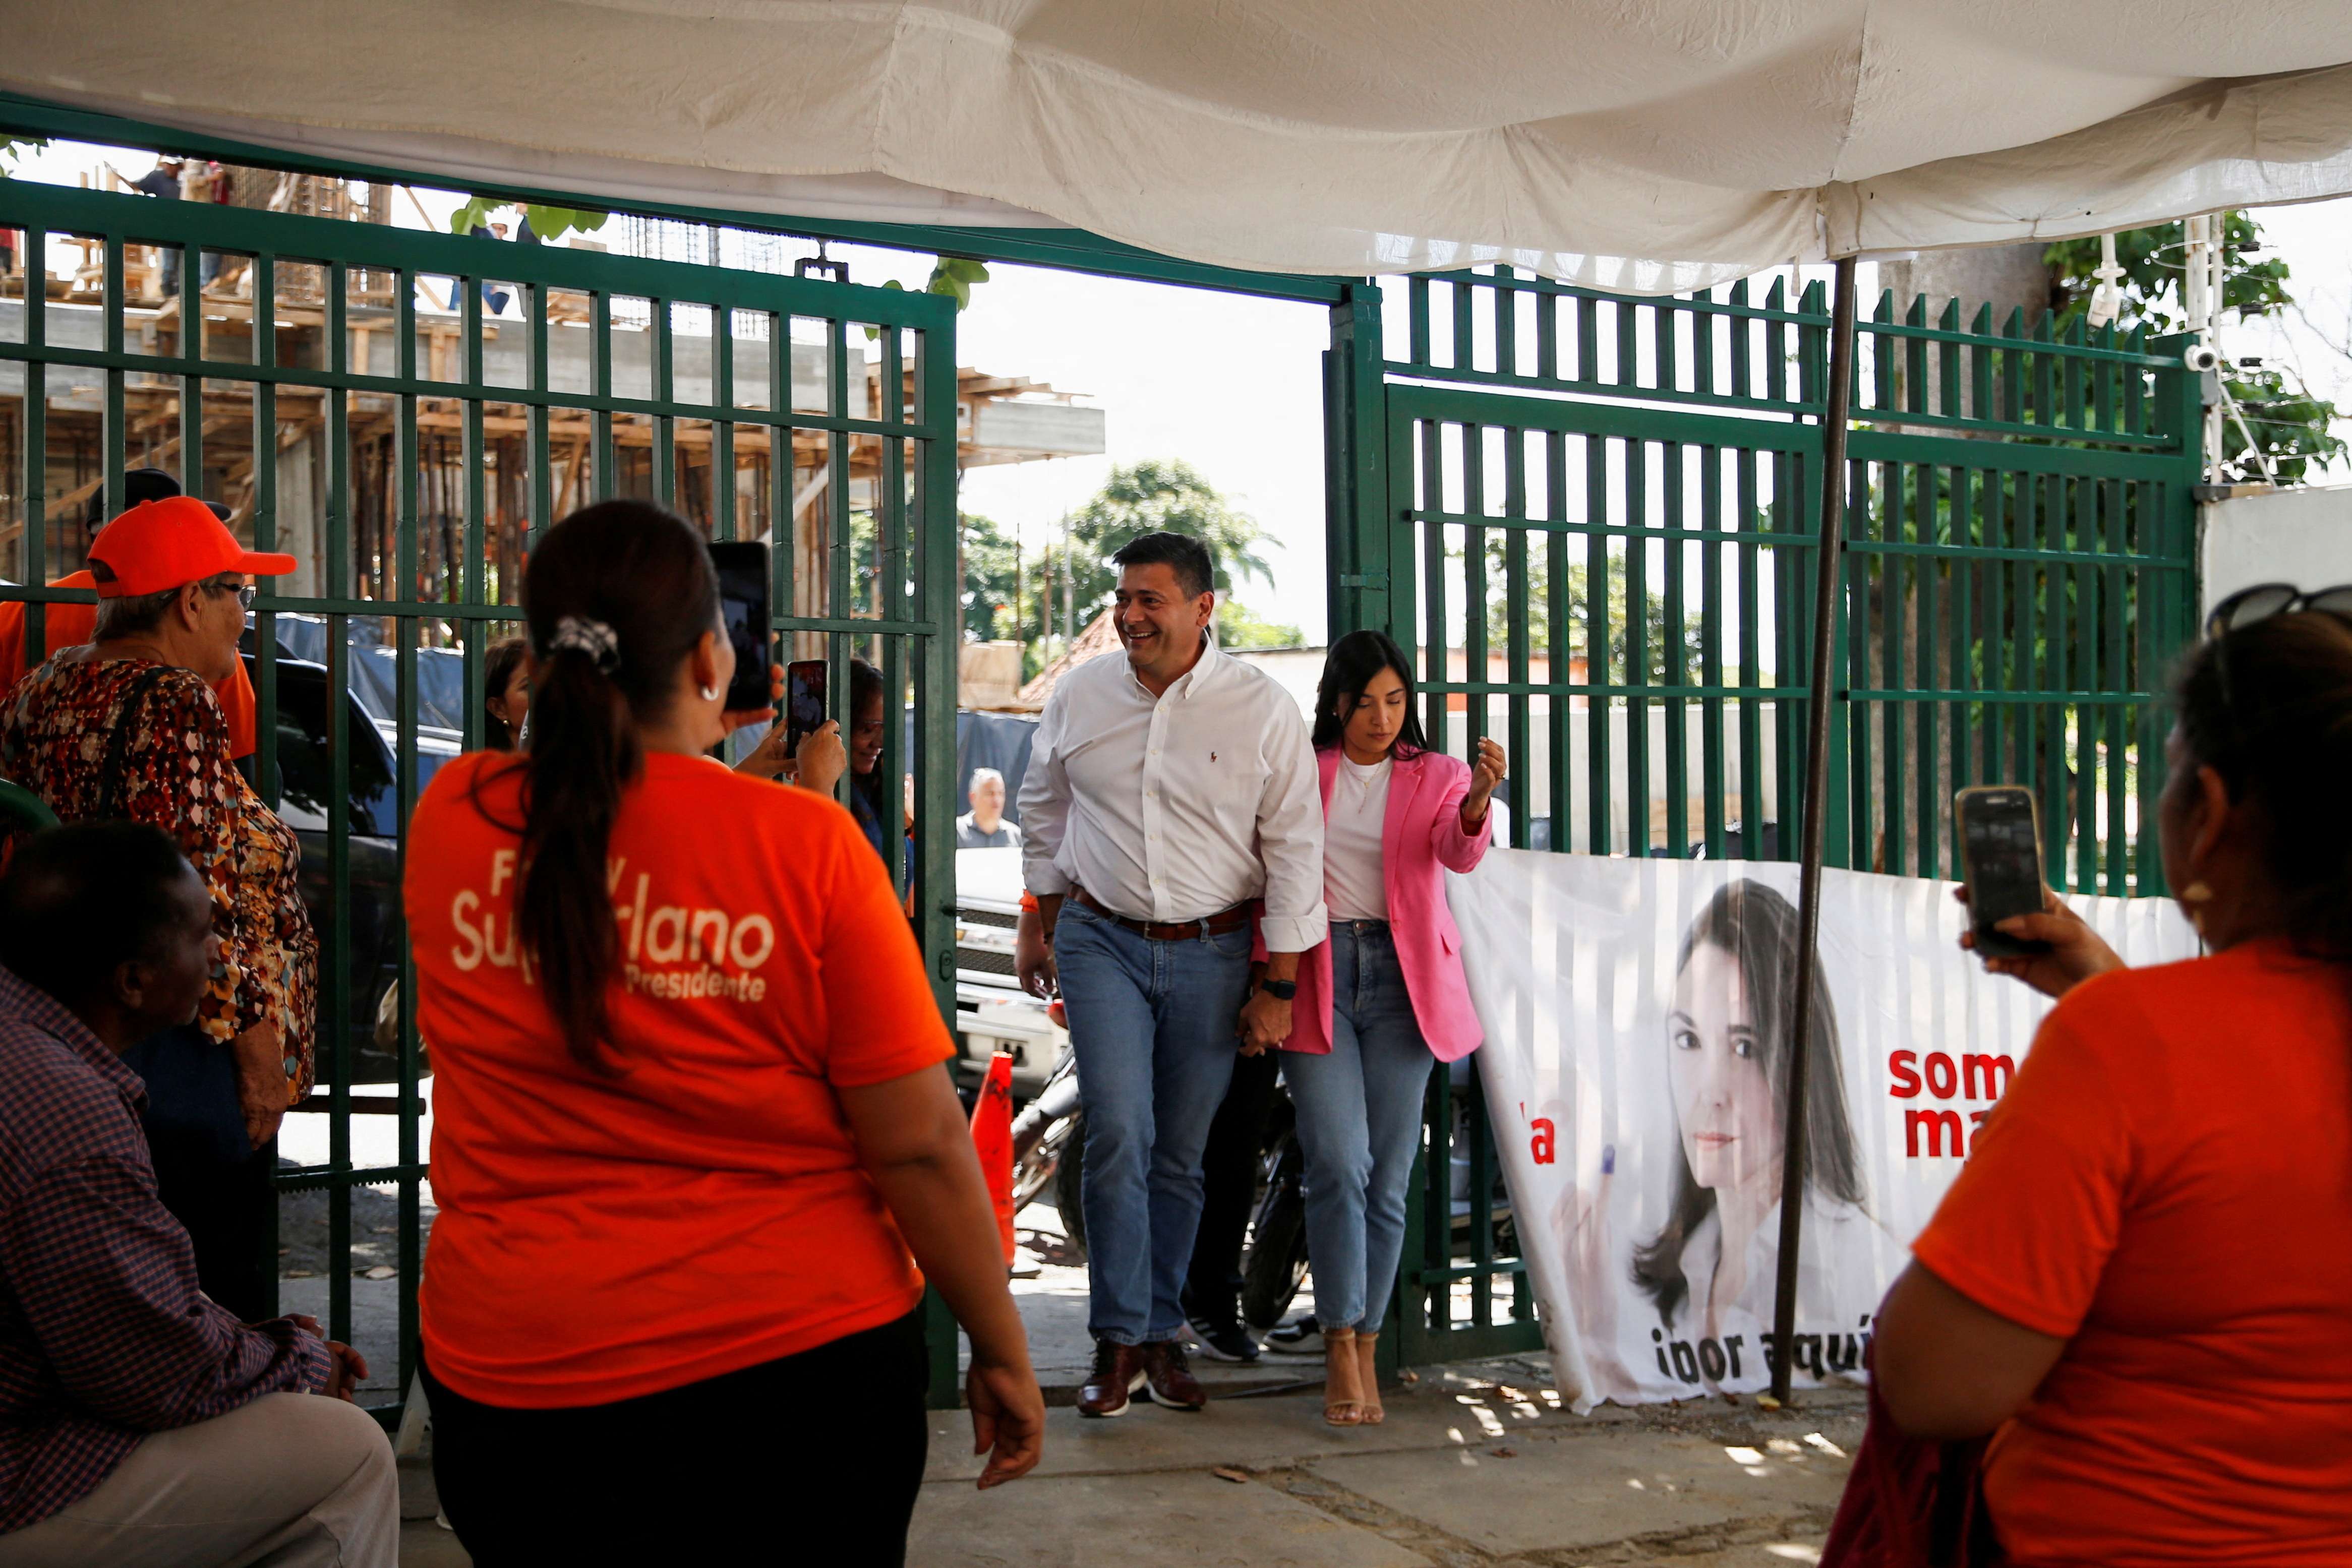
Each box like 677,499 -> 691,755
1770,255 -> 1858,1405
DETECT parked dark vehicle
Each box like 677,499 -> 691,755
240,648 -> 459,1083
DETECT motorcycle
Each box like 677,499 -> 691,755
1241,1057 -> 1518,1333
1008,1047 -> 1308,1303
1009,1046 -> 1087,1252
1007,1051 -> 1513,1324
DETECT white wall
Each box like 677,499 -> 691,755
2200,485 -> 2352,622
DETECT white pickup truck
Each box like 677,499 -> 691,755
951,846 -> 1068,1103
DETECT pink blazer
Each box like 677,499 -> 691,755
1271,747 -> 1494,1062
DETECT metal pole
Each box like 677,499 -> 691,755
1769,254 -> 1857,1405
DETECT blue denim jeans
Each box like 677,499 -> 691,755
1282,922 -> 1436,1336
1053,900 -> 1256,1345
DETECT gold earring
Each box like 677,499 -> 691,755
2180,881 -> 2214,903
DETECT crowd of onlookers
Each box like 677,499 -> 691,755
0,483 -> 2344,1566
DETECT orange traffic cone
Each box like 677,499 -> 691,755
969,1050 -> 1018,1269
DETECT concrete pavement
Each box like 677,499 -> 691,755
908,1360 -> 1860,1567
395,1359 -> 1862,1564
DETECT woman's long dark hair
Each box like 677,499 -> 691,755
482,635 -> 528,751
2173,611 -> 2352,967
1311,629 -> 1430,756
511,500 -> 719,1071
1630,878 -> 1866,1324
847,655 -> 889,826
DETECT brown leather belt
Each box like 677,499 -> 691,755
1072,886 -> 1252,942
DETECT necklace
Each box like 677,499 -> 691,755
1342,755 -> 1387,815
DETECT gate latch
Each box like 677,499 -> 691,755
795,241 -> 849,284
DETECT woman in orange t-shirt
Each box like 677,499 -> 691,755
1872,601 -> 2352,1567
403,501 -> 1041,1567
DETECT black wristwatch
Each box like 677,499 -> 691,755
1257,978 -> 1297,1001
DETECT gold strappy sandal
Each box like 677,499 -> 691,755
1323,1328 -> 1364,1426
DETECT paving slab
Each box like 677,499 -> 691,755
907,1469 -> 1431,1568
923,1376 -> 1582,1483
1663,1539 -> 1827,1567
1301,1426 -> 1848,1557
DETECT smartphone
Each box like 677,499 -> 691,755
1956,786 -> 2050,958
784,659 -> 827,753
707,541 -> 773,713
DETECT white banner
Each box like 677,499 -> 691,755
1451,851 -> 2197,1409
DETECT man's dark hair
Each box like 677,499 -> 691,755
1109,531 -> 1215,601
0,822 -> 199,1005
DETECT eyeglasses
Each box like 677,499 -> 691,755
204,579 -> 258,611
2205,581 -> 2352,640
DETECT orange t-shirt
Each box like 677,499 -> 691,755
403,749 -> 954,1408
0,574 -> 259,759
1912,942 -> 2352,1567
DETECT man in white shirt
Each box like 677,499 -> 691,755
1015,532 -> 1325,1418
955,768 -> 1024,850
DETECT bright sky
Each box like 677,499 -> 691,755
18,135 -> 2352,646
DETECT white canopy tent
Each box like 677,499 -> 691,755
12,1 -> 2352,289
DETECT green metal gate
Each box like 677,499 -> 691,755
0,174 -> 962,1417
1362,267 -> 2204,1367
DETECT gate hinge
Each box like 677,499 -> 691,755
1339,572 -> 1389,590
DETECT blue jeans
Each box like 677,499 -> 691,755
1282,922 -> 1436,1336
1054,900 -> 1255,1345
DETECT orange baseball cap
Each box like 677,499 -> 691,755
86,497 -> 298,598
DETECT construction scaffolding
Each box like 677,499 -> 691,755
0,169 -> 1104,654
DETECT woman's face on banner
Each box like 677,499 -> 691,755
1666,940 -> 1783,1195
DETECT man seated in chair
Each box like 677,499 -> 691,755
0,822 -> 397,1568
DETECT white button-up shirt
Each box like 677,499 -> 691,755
1019,637 -> 1327,954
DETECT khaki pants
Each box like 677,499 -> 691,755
0,1393 -> 397,1567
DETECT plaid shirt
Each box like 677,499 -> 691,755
0,966 -> 327,1535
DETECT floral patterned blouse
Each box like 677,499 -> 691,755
0,655 -> 317,1102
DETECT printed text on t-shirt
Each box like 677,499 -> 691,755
445,849 -> 775,1003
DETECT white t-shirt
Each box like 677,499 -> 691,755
1324,754 -> 1390,920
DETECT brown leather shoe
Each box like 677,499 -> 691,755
1077,1340 -> 1147,1419
1142,1339 -> 1208,1411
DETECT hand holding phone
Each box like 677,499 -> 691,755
1956,787 -> 2050,959
1950,882 -> 2126,1000
708,541 -> 774,714
785,659 -> 827,753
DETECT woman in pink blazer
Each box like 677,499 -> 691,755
1276,630 -> 1504,1425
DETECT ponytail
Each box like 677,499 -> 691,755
511,501 -> 719,1071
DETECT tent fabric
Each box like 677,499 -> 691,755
13,2 -> 2352,289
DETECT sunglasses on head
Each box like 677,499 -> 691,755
2205,582 -> 2352,641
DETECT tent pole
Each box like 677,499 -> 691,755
1769,253 -> 1858,1405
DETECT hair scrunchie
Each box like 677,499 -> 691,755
546,615 -> 620,674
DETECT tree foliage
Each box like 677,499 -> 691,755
961,460 -> 1293,674
959,511 -> 1022,642
448,195 -> 608,245
1215,600 -> 1305,649
2045,212 -> 2342,484
1480,543 -> 1709,686
1063,458 -> 1274,613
